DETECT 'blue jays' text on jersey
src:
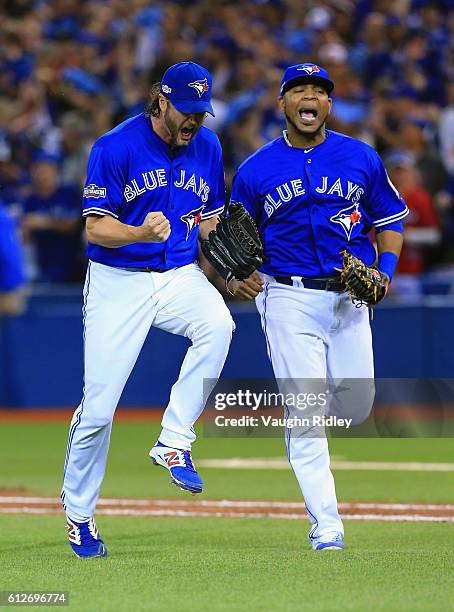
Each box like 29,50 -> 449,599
82,113 -> 225,269
231,130 -> 409,278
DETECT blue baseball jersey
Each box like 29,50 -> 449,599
0,204 -> 25,292
231,130 -> 409,277
82,113 -> 225,269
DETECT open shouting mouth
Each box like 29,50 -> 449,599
299,108 -> 318,126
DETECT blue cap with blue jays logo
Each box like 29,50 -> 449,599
160,62 -> 215,116
280,63 -> 334,96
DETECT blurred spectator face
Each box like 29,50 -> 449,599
386,18 -> 406,49
60,113 -> 87,152
446,81 -> 454,105
404,35 -> 428,62
20,15 -> 43,52
31,161 -> 59,195
51,0 -> 79,17
4,32 -> 23,60
78,40 -> 98,69
387,155 -> 419,192
363,13 -> 386,47
419,4 -> 442,29
237,57 -> 262,88
400,121 -> 425,151
18,78 -> 42,106
389,164 -> 415,190
386,93 -> 418,122
331,5 -> 353,41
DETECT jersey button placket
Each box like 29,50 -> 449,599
164,156 -> 176,267
305,157 -> 324,272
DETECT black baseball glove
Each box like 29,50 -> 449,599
201,202 -> 263,281
338,250 -> 389,306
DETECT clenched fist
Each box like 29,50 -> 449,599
140,212 -> 171,242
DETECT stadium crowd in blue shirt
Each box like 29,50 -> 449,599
1,0 -> 454,285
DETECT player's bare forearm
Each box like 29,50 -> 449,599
227,273 -> 264,300
86,215 -> 142,247
376,230 -> 403,258
199,215 -> 219,240
86,212 -> 171,248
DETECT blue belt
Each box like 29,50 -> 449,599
274,276 -> 345,292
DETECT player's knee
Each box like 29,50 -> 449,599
78,402 -> 114,429
193,310 -> 235,344
90,415 -> 114,428
326,380 -> 375,425
208,312 -> 235,346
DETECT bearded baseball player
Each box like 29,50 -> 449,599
228,63 -> 408,550
61,62 -> 237,558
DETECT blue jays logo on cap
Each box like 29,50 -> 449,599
160,62 -> 215,116
188,78 -> 209,98
280,63 -> 334,96
297,65 -> 321,76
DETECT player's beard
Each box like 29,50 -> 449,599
164,106 -> 199,147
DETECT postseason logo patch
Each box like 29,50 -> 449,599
84,184 -> 106,199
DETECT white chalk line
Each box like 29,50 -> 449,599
0,506 -> 453,523
2,497 -> 454,511
197,458 -> 454,472
0,497 -> 454,523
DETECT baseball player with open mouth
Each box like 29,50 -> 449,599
227,63 -> 408,550
61,62 -> 236,558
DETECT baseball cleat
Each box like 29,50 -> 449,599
66,516 -> 107,558
312,533 -> 345,551
149,441 -> 203,494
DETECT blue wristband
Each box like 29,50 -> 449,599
377,252 -> 398,282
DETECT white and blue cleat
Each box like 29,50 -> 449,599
67,516 -> 107,558
149,441 -> 203,494
312,533 -> 345,551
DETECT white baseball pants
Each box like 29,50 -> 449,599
256,277 -> 374,542
62,261 -> 234,521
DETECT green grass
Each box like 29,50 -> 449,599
1,421 -> 454,611
0,422 -> 453,502
1,516 -> 454,612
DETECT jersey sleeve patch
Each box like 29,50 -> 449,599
83,184 -> 107,199
82,144 -> 125,218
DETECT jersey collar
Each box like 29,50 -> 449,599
282,129 -> 329,151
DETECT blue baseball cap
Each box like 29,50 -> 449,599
384,149 -> 416,168
280,63 -> 334,96
160,62 -> 215,116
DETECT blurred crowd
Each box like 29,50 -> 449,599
2,0 -> 454,292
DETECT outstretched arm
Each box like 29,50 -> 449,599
85,213 -> 171,248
